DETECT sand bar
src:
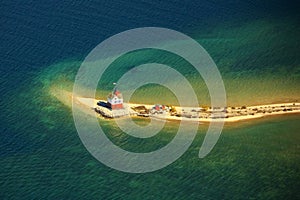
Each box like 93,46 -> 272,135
73,96 -> 300,123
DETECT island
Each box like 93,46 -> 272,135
72,87 -> 300,123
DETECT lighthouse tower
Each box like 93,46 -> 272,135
107,84 -> 123,110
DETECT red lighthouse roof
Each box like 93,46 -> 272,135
114,90 -> 121,96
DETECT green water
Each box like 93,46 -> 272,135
1,56 -> 299,199
1,87 -> 300,199
41,55 -> 299,107
36,18 -> 300,107
2,14 -> 300,199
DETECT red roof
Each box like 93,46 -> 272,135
114,90 -> 121,96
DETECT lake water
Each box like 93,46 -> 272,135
1,0 -> 299,199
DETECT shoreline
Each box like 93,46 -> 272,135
73,96 -> 300,123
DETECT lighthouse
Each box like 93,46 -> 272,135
107,83 -> 123,110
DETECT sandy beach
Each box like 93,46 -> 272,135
72,95 -> 300,123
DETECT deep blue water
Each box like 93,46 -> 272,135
1,0 -> 300,199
